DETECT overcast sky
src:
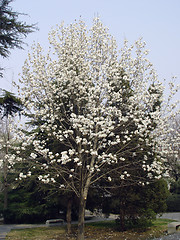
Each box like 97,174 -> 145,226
1,0 -> 180,100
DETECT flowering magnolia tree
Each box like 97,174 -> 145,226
14,18 -> 179,240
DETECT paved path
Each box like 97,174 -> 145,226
159,213 -> 180,221
0,225 -> 12,240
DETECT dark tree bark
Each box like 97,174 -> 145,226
3,182 -> 8,210
77,195 -> 87,240
66,197 -> 73,234
119,208 -> 126,231
3,133 -> 9,210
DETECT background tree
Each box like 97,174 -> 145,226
166,114 -> 180,212
166,177 -> 180,212
163,114 -> 180,212
0,89 -> 23,117
0,89 -> 23,210
0,0 -> 37,77
14,18 -> 179,240
165,114 -> 180,181
20,116 -> 77,233
0,172 -> 78,224
101,179 -> 169,231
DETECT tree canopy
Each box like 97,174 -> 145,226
0,0 -> 37,76
0,89 -> 23,118
12,18 -> 179,240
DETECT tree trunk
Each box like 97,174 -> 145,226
3,132 -> 9,210
77,195 -> 87,240
119,208 -> 126,231
66,197 -> 72,234
3,183 -> 8,210
3,159 -> 8,210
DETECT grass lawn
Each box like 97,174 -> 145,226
6,218 -> 175,240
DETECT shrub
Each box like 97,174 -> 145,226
115,208 -> 156,231
166,194 -> 180,212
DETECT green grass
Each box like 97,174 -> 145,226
152,218 -> 176,226
6,218 -> 175,240
86,218 -> 175,229
6,226 -> 66,240
86,220 -> 116,228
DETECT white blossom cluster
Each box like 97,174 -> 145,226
14,18 -> 179,191
0,117 -> 22,171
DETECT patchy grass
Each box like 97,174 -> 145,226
152,218 -> 175,226
6,227 -> 67,240
86,220 -> 117,229
6,218 -> 175,240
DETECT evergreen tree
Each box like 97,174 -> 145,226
0,89 -> 23,210
0,89 -> 23,118
0,0 -> 37,77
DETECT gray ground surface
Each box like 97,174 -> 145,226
159,213 -> 180,221
0,213 -> 180,240
153,233 -> 180,240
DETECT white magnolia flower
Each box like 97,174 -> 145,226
108,177 -> 112,181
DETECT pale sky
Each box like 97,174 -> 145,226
1,0 -> 180,100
